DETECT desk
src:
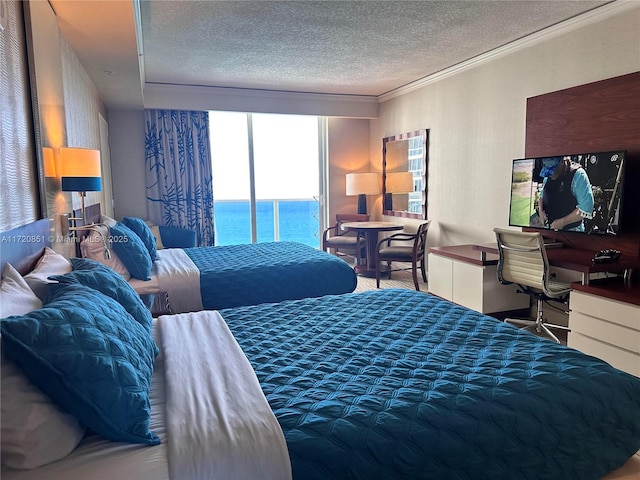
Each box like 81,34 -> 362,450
472,243 -> 640,286
427,245 -> 529,314
341,221 -> 403,275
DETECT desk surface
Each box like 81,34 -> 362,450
472,243 -> 640,275
429,245 -> 499,266
430,243 -> 640,306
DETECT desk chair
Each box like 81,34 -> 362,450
494,227 -> 571,343
322,214 -> 369,265
375,221 -> 430,291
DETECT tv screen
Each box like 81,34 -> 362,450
509,150 -> 626,235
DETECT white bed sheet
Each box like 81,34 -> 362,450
128,249 -> 203,313
160,311 -> 291,479
127,262 -> 161,294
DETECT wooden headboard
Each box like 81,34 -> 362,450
0,219 -> 51,275
524,71 -> 640,256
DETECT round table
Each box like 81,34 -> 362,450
341,221 -> 404,275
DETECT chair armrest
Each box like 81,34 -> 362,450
378,232 -> 416,248
159,226 -> 197,248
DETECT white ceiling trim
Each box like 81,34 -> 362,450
379,0 -> 636,103
144,83 -> 379,118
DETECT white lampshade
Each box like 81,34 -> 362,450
386,172 -> 414,193
346,172 -> 380,196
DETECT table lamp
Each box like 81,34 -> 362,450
384,171 -> 414,210
346,172 -> 380,215
60,147 -> 102,225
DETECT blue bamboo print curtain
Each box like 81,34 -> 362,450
144,109 -> 214,246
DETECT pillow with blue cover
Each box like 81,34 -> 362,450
50,257 -> 154,333
122,216 -> 158,261
0,283 -> 160,446
109,222 -> 152,281
1,263 -> 86,470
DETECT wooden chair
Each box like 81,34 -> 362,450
375,220 -> 430,291
322,213 -> 369,265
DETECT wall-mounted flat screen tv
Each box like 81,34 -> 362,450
509,150 -> 626,235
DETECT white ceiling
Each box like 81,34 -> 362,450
50,0 -> 614,110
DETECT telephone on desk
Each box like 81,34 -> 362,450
592,249 -> 621,264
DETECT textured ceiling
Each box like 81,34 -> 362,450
139,0 -> 611,96
52,0 -> 613,108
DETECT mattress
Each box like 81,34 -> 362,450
185,241 -> 357,310
219,289 -> 640,480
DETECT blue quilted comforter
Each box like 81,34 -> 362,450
220,289 -> 640,480
184,242 -> 356,310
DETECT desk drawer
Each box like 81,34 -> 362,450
570,291 -> 640,330
569,311 -> 640,354
568,332 -> 640,377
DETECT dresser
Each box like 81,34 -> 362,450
568,279 -> 640,377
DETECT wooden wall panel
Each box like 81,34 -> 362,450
525,71 -> 640,256
525,71 -> 640,158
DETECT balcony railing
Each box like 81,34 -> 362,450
213,198 -> 320,247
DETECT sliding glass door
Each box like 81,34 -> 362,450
209,112 -> 325,247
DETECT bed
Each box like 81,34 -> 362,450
80,217 -> 357,313
2,220 -> 640,479
129,241 -> 358,313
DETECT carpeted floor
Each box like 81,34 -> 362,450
353,262 -> 428,293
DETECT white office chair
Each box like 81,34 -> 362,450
493,227 -> 571,343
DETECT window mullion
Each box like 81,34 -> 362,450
247,113 -> 257,243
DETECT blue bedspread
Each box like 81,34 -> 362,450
184,241 -> 356,310
220,289 -> 640,480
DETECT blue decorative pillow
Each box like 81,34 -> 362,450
50,257 -> 154,333
109,222 -> 152,280
0,283 -> 159,445
122,217 -> 158,261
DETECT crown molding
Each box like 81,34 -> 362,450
379,0 -> 637,103
144,83 -> 379,118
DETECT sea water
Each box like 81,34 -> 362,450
214,199 -> 320,247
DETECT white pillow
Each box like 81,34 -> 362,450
1,347 -> 86,470
1,263 -> 86,470
80,224 -> 131,280
0,263 -> 41,317
23,247 -> 72,301
100,214 -> 117,227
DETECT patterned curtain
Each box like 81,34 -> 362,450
144,109 -> 214,246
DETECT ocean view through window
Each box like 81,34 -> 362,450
210,112 -> 325,247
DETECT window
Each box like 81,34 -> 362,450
209,112 -> 326,246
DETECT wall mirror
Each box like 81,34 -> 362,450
23,0 -> 67,218
382,129 -> 429,219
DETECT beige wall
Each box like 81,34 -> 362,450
61,36 -> 107,216
108,109 -> 147,220
327,117 -> 371,223
371,4 -> 640,247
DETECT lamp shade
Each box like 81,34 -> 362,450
385,172 -> 414,193
346,172 -> 380,196
60,147 -> 102,192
